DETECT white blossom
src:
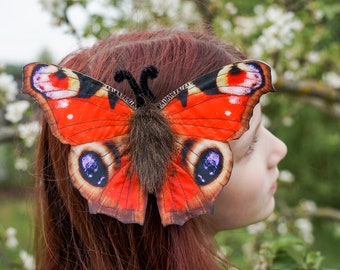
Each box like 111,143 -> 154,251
249,43 -> 264,58
15,157 -> 29,171
300,200 -> 317,213
19,250 -> 36,270
5,100 -> 30,123
225,2 -> 238,15
5,227 -> 18,249
279,169 -> 295,183
180,2 -> 199,25
283,70 -> 299,81
295,218 -> 314,244
247,221 -> 266,235
313,10 -> 324,21
0,72 -> 18,102
220,20 -> 232,32
277,222 -> 288,235
323,72 -> 340,89
234,16 -> 258,36
307,51 -> 321,63
18,121 -> 41,147
282,116 -> 294,127
253,5 -> 266,25
250,5 -> 303,55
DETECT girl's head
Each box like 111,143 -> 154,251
31,29 -> 286,269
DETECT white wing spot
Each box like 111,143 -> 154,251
67,114 -> 74,120
225,110 -> 232,116
228,96 -> 241,104
56,99 -> 70,108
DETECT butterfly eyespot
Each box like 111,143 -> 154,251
31,64 -> 80,99
69,141 -> 121,192
180,138 -> 233,187
79,151 -> 108,187
216,62 -> 265,95
194,148 -> 223,186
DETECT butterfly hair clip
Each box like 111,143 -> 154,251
23,60 -> 273,226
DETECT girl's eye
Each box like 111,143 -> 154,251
244,136 -> 258,157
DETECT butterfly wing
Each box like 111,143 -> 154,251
23,63 -> 136,145
157,60 -> 273,225
69,138 -> 147,225
23,63 -> 147,224
157,138 -> 233,225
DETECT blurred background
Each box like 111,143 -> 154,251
1,0 -> 339,269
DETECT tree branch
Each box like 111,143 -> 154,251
275,77 -> 340,103
309,207 -> 340,221
0,126 -> 19,143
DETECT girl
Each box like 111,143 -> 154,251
23,29 -> 287,269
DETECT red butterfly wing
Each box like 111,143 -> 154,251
157,139 -> 232,225
23,63 -> 135,145
69,139 -> 147,225
161,60 -> 273,141
157,60 -> 273,225
23,63 -> 147,224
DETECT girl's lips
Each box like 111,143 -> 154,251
270,182 -> 277,193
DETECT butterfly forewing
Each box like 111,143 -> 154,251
23,63 -> 135,145
161,60 -> 273,141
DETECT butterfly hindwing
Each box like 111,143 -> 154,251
157,138 -> 232,225
69,137 -> 147,225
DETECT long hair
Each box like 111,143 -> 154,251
34,29 -> 246,270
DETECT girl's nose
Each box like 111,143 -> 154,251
267,130 -> 287,168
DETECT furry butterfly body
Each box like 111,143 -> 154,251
23,60 -> 273,226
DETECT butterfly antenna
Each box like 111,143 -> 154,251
140,65 -> 158,103
114,69 -> 145,107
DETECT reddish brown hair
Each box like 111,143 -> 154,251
34,29 -> 246,269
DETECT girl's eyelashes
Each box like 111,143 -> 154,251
244,136 -> 258,157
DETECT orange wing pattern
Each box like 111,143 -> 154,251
23,63 -> 134,145
23,63 -> 147,224
162,60 -> 272,141
23,60 -> 273,226
156,60 -> 273,225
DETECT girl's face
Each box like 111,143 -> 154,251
208,104 -> 287,232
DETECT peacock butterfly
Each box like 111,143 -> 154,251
23,60 -> 273,226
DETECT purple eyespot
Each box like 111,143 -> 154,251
194,148 -> 223,186
79,151 -> 108,187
